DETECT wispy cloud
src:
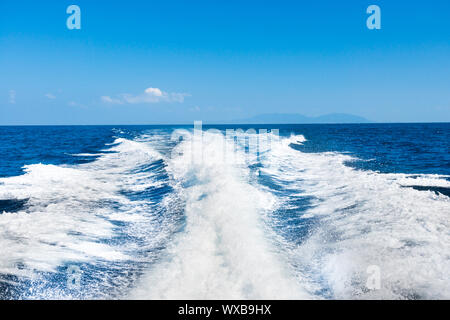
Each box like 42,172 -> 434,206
101,96 -> 123,104
9,90 -> 16,104
101,87 -> 189,105
68,101 -> 86,108
45,93 -> 56,99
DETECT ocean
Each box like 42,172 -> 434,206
0,123 -> 449,299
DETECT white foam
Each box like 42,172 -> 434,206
260,136 -> 450,299
283,134 -> 307,146
2,130 -> 448,300
0,137 -> 171,292
130,131 -> 314,299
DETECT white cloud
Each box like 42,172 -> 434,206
101,96 -> 123,104
9,90 -> 16,104
101,87 -> 189,105
145,87 -> 163,96
45,93 -> 56,99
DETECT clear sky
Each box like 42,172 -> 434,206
1,0 -> 449,124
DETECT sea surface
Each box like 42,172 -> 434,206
0,123 -> 449,299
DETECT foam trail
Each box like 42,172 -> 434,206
260,134 -> 450,299
2,129 -> 448,300
0,137 -> 178,298
131,131 -> 314,299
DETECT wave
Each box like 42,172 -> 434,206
259,134 -> 450,299
0,130 -> 448,299
0,136 -> 179,298
130,131 -> 314,299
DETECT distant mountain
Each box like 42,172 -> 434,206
225,113 -> 371,124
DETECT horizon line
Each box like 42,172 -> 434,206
0,121 -> 450,127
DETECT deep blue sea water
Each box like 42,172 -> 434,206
0,123 -> 449,299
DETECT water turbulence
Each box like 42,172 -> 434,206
0,127 -> 448,299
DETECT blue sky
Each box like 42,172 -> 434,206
1,0 -> 449,124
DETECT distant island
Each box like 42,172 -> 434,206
223,113 -> 371,124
